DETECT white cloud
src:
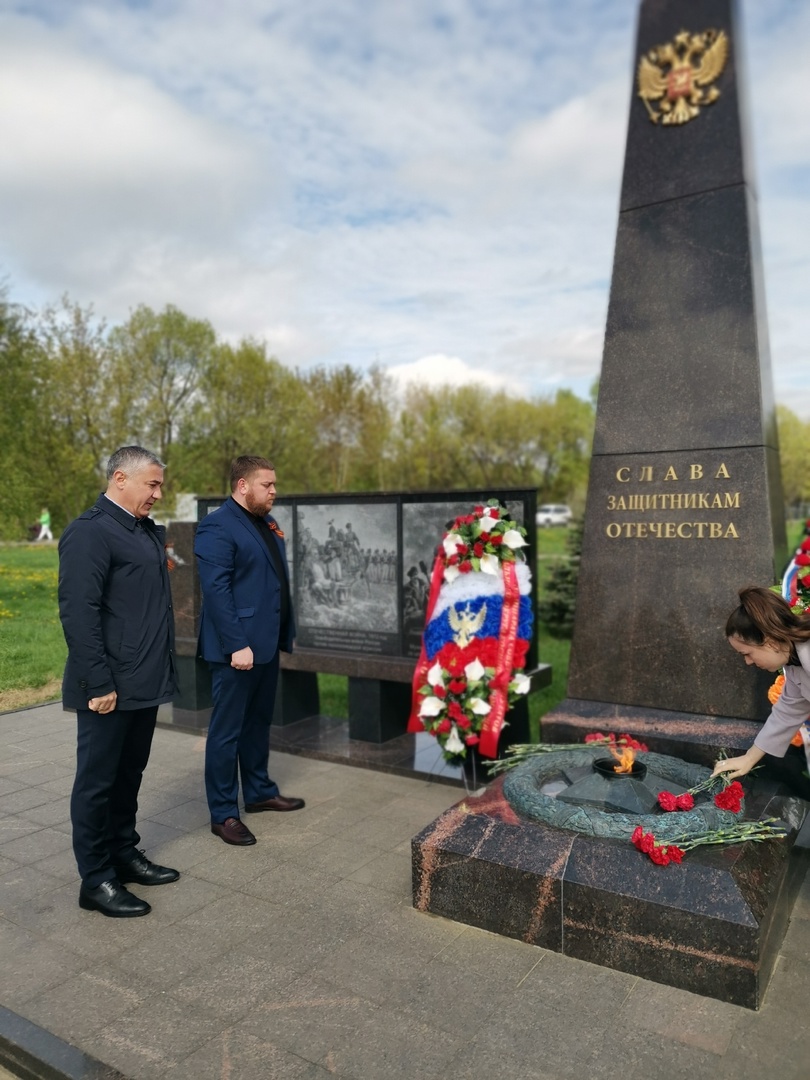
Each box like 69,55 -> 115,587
0,15 -> 276,288
387,353 -> 522,395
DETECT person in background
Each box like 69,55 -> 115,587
713,585 -> 810,781
37,507 -> 53,541
58,446 -> 179,918
195,455 -> 304,847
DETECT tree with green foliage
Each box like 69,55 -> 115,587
0,289 -> 40,538
175,337 -> 312,494
777,404 -> 810,515
537,518 -> 583,638
108,304 -> 217,493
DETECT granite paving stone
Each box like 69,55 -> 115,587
81,996 -> 227,1079
235,972 -> 383,1064
0,787 -> 59,815
0,824 -> 75,863
18,962 -> 159,1044
0,921 -> 86,1009
0,863 -> 64,906
169,1030 -> 325,1080
320,1002 -> 466,1079
21,795 -> 72,828
617,979 -> 745,1055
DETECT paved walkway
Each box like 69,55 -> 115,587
1,702 -> 809,1080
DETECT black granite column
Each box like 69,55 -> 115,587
545,0 -> 789,764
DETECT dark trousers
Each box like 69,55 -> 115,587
205,654 -> 280,822
71,705 -> 158,889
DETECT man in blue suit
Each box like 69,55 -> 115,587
195,455 -> 304,845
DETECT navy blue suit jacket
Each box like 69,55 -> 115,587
194,497 -> 295,664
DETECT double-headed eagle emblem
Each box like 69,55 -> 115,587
637,28 -> 728,125
448,602 -> 487,649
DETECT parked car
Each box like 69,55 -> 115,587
536,504 -> 573,527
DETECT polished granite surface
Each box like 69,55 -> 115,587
412,769 -> 810,1008
267,714 -> 489,791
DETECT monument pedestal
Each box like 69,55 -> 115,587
412,774 -> 809,1008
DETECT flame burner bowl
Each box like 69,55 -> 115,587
592,757 -> 647,781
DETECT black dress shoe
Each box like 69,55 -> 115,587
211,817 -> 257,845
244,795 -> 306,813
114,850 -> 180,886
79,880 -> 151,918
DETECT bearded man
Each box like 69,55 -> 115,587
194,455 -> 304,846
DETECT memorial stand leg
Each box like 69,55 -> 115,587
172,655 -> 212,733
348,678 -> 410,742
275,669 -> 320,726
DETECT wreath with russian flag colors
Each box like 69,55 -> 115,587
407,499 -> 534,763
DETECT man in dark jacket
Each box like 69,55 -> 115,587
195,455 -> 304,846
58,446 -> 179,917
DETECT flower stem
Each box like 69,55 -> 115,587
671,818 -> 786,851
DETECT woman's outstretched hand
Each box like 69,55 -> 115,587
712,746 -> 765,780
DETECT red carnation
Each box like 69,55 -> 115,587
449,679 -> 467,694
433,685 -> 447,699
714,780 -> 744,812
448,702 -> 465,723
456,716 -> 471,730
436,719 -> 452,734
648,845 -> 670,866
474,505 -> 484,515
639,833 -> 656,854
675,792 -> 694,810
657,791 -> 678,812
666,845 -> 684,864
489,508 -> 500,519
489,534 -> 503,545
473,542 -> 484,557
459,561 -> 473,573
464,733 -> 480,746
585,732 -> 608,744
795,554 -> 810,566
479,531 -> 490,542
631,825 -> 644,849
619,734 -> 649,751
457,543 -> 469,555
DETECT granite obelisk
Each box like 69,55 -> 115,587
544,0 -> 788,761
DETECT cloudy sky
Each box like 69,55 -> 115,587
1,1 -> 808,412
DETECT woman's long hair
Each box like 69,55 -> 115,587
726,585 -> 810,648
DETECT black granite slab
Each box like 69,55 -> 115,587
412,774 -> 810,1008
266,715 -> 488,789
594,185 -> 777,455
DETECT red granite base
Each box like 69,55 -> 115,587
411,773 -> 809,1008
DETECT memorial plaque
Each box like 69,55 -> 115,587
296,501 -> 398,653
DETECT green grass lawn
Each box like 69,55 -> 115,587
0,544 -> 66,707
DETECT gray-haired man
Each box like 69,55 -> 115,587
58,446 -> 179,917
